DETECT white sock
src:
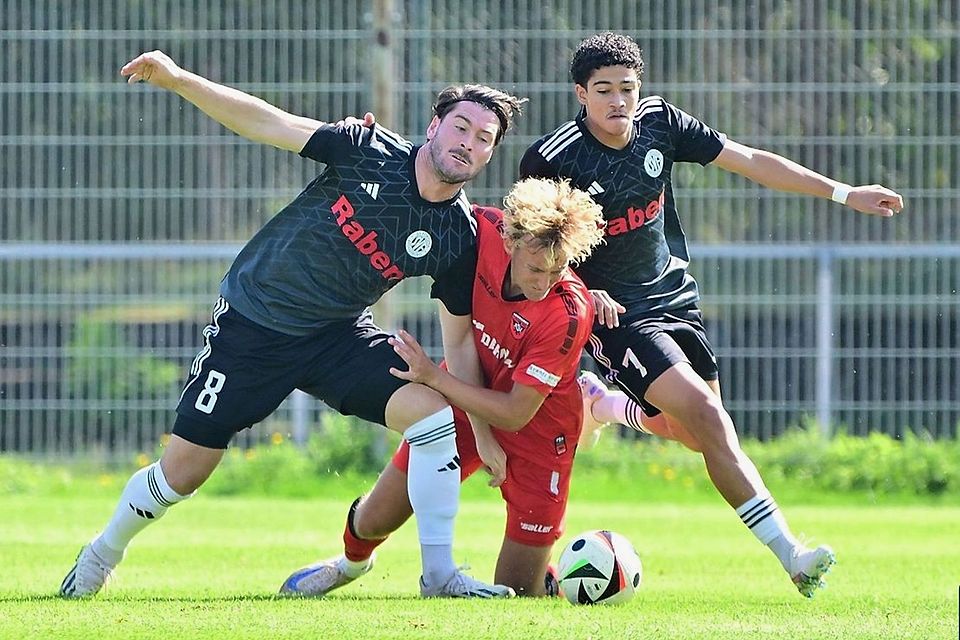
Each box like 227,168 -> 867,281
420,544 -> 455,587
97,462 -> 190,558
404,407 -> 459,587
735,493 -> 799,572
337,555 -> 372,579
583,375 -> 648,432
595,392 -> 648,431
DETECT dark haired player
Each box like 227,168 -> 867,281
59,50 -> 524,599
521,32 -> 903,597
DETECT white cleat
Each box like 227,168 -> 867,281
279,554 -> 374,597
790,544 -> 836,598
420,568 -> 516,599
59,543 -> 120,598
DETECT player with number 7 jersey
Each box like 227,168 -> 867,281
519,32 -> 902,598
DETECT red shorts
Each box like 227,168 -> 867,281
393,409 -> 573,547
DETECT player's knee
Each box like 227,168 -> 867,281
158,460 -> 212,495
385,384 -> 451,432
160,434 -> 225,494
676,430 -> 704,453
494,570 -> 543,597
685,398 -> 734,450
511,577 -> 544,597
407,389 -> 450,423
352,513 -> 382,540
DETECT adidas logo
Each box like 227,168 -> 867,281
587,181 -> 604,196
129,503 -> 155,519
361,182 -> 381,199
437,455 -> 461,472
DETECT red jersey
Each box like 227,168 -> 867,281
468,205 -> 594,469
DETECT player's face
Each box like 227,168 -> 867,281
575,65 -> 640,149
504,237 -> 570,302
425,102 -> 501,185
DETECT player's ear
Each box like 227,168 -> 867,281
574,83 -> 588,106
501,233 -> 514,255
425,115 -> 441,140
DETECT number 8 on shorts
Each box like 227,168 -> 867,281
194,370 -> 227,414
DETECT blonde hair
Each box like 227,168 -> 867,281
502,178 -> 605,265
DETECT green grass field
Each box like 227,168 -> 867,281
1,486 -> 957,640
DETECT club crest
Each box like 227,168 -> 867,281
511,312 -> 530,338
554,435 -> 567,455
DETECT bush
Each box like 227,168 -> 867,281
573,426 -> 960,502
65,312 -> 181,451
203,414 -> 400,498
742,429 -> 958,497
2,424 -> 957,502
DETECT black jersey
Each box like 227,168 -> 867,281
220,123 -> 477,335
519,96 -> 725,315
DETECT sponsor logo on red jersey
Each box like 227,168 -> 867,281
473,319 -> 514,368
511,312 -> 530,338
477,272 -> 497,298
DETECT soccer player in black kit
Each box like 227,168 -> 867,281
520,32 -> 904,597
59,50 -> 523,599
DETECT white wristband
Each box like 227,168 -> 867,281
831,184 -> 852,205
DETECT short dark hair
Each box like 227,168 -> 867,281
433,85 -> 526,145
570,32 -> 644,87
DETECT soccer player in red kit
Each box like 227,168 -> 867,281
280,177 -> 606,597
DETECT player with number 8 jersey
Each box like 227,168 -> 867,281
59,49 -> 525,600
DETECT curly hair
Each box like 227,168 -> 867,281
433,85 -> 527,145
502,178 -> 605,266
570,32 -> 644,87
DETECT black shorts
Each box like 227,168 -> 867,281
173,298 -> 409,448
586,305 -> 719,417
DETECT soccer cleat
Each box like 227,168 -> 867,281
789,544 -> 836,598
578,371 -> 610,439
544,563 -> 561,598
420,567 -> 516,599
279,554 -> 374,597
59,544 -> 120,598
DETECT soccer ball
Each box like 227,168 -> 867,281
557,530 -> 642,605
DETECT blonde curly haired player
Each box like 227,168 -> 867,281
280,177 -> 612,598
501,176 -> 605,267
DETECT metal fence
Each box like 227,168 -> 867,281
2,1 -> 958,457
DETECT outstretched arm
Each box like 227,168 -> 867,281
120,50 -> 322,153
712,139 -> 904,217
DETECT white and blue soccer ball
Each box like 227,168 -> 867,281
557,529 -> 642,605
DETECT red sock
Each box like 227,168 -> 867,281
343,497 -> 387,562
